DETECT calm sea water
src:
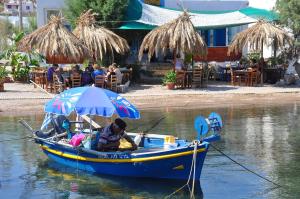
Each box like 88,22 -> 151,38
0,103 -> 300,199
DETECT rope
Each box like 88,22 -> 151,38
128,116 -> 166,136
164,140 -> 199,199
191,141 -> 198,198
128,116 -> 165,132
144,116 -> 166,133
210,144 -> 282,188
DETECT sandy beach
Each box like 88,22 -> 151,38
1,82 -> 300,116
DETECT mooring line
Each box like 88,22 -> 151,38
210,144 -> 282,188
164,140 -> 199,199
128,116 -> 166,133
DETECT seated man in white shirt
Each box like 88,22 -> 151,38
112,63 -> 123,84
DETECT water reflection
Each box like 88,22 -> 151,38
33,160 -> 203,199
0,103 -> 300,198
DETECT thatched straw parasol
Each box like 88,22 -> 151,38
18,16 -> 91,64
73,9 -> 129,62
228,20 -> 293,84
138,11 -> 207,63
228,20 -> 293,56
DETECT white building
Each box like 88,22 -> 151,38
0,15 -> 30,28
3,0 -> 35,15
36,0 -> 65,27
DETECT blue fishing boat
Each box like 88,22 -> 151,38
21,87 -> 222,181
34,133 -> 219,181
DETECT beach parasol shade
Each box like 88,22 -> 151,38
227,20 -> 293,56
138,11 -> 207,61
73,9 -> 129,62
18,16 -> 91,64
44,87 -> 140,119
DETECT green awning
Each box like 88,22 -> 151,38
119,0 -> 278,30
119,22 -> 156,30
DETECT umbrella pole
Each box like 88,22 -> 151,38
89,115 -> 92,133
173,49 -> 177,72
260,41 -> 264,86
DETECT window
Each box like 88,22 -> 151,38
7,5 -> 12,9
213,28 -> 226,46
199,30 -> 210,47
26,6 -> 30,10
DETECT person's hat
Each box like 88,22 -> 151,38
114,118 -> 127,130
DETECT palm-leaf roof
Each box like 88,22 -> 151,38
138,11 -> 207,61
73,10 -> 129,62
18,16 -> 91,64
228,20 -> 293,55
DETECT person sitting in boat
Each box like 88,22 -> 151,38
97,118 -> 138,151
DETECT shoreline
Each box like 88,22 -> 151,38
1,82 -> 300,116
1,91 -> 300,117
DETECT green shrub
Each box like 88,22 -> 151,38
0,66 -> 8,79
162,70 -> 176,85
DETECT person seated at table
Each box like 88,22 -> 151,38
54,67 -> 64,83
47,64 -> 59,83
70,65 -> 82,80
174,55 -> 184,71
97,118 -> 137,151
106,65 -> 116,80
81,67 -> 93,86
112,63 -> 123,84
71,64 -> 83,75
87,62 -> 94,73
91,64 -> 105,81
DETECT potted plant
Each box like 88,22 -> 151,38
0,66 -> 8,92
163,70 -> 176,89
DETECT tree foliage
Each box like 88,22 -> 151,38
64,0 -> 129,28
0,19 -> 15,52
276,0 -> 300,37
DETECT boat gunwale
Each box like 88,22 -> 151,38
39,141 -> 208,163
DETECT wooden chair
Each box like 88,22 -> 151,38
94,75 -> 105,88
175,71 -> 185,89
192,68 -> 202,88
53,74 -> 65,93
107,75 -> 117,92
248,70 -> 260,86
71,73 -> 81,88
34,71 -> 47,89
230,68 -> 241,86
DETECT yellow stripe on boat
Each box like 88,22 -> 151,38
173,165 -> 185,170
40,145 -> 206,163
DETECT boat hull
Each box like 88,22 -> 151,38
38,140 -> 209,181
